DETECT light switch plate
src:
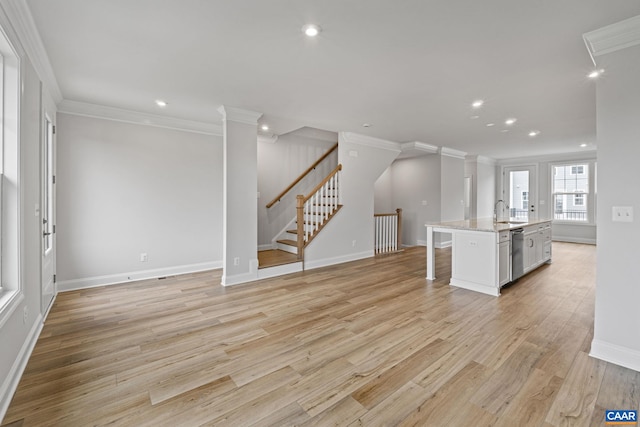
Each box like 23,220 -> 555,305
612,206 -> 633,223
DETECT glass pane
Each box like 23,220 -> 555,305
509,170 -> 529,220
554,194 -> 588,221
553,164 -> 589,193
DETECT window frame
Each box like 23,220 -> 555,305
550,160 -> 596,226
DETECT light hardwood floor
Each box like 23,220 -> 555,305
3,243 -> 640,426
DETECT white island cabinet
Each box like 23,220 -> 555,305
425,219 -> 552,296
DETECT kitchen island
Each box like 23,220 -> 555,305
425,218 -> 552,296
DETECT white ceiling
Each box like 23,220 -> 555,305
25,0 -> 640,159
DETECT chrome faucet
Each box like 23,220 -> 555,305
494,199 -> 509,222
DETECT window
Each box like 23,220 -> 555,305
0,20 -> 22,322
522,191 -> 528,210
552,163 -> 590,222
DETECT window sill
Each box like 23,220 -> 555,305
0,289 -> 24,329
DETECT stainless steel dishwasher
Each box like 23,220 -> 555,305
511,228 -> 525,281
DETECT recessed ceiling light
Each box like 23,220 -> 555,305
580,143 -> 588,147
486,123 -> 495,127
302,24 -> 321,37
155,100 -> 167,107
362,123 -> 371,128
470,115 -> 480,120
261,124 -> 269,131
472,100 -> 484,108
588,69 -> 604,79
528,130 -> 540,137
505,118 -> 517,125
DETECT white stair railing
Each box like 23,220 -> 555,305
296,164 -> 342,259
374,208 -> 403,254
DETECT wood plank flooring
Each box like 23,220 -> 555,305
4,243 -> 640,426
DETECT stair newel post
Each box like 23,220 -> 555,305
396,208 -> 403,251
296,195 -> 305,260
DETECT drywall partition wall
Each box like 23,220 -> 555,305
477,158 -> 496,219
373,167 -> 393,214
304,132 -> 400,269
379,154 -> 442,246
219,106 -> 262,286
258,131 -> 337,248
590,42 -> 640,371
437,150 -> 466,247
55,114 -> 223,290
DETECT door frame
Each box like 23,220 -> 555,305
500,164 -> 539,221
41,92 -> 56,316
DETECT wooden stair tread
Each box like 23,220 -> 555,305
286,229 -> 297,234
277,239 -> 297,247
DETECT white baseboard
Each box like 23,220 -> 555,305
449,278 -> 500,297
436,240 -> 452,249
304,250 -> 374,271
552,236 -> 597,245
417,239 -> 452,249
590,339 -> 640,372
57,261 -> 222,292
257,262 -> 303,280
221,259 -> 259,286
0,313 -> 44,422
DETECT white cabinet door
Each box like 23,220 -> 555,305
524,230 -> 537,272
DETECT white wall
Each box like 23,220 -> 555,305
373,167 -> 393,214
304,132 -> 399,268
56,114 -> 222,289
591,44 -> 640,371
258,133 -> 337,247
477,160 -> 496,219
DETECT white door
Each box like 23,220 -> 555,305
41,111 -> 56,315
503,165 -> 537,221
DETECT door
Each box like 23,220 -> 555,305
503,165 -> 537,221
41,110 -> 56,315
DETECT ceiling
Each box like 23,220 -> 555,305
26,0 -> 640,159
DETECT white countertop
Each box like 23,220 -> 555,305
425,218 -> 552,232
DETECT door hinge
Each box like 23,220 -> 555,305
52,125 -> 56,134
53,225 -> 56,234
53,175 -> 56,184
53,274 -> 56,283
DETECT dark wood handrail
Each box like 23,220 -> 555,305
304,164 -> 342,203
266,142 -> 338,208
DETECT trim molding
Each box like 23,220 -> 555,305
449,278 -> 500,297
0,0 -> 63,102
440,147 -> 467,159
58,100 -> 223,136
400,141 -> 439,154
304,250 -> 373,271
217,106 -> 263,125
257,262 -> 303,280
0,313 -> 44,422
590,339 -> 640,373
552,236 -> 597,245
436,240 -> 452,249
583,15 -> 640,62
57,261 -> 222,292
339,132 -> 401,153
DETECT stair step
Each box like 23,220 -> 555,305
287,229 -> 298,234
277,239 -> 298,247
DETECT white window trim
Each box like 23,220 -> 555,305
550,160 -> 596,226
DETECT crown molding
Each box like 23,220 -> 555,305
497,149 -> 597,166
466,155 -> 497,165
217,106 -> 263,125
59,100 -> 223,136
583,15 -> 640,62
339,132 -> 401,153
400,141 -> 439,154
440,147 -> 467,159
0,0 -> 63,103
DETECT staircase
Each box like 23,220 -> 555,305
276,164 -> 343,259
261,143 -> 343,269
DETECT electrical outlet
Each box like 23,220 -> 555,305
140,253 -> 148,262
234,257 -> 240,266
23,306 -> 28,324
